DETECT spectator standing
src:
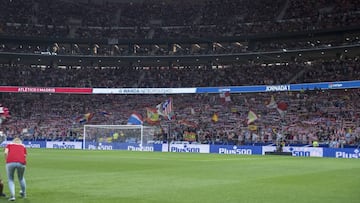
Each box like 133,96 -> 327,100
312,140 -> 319,147
4,137 -> 27,201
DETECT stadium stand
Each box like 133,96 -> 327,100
0,0 -> 359,147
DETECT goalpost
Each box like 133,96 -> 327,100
0,130 -> 6,147
83,125 -> 157,151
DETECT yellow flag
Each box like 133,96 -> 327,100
211,113 -> 218,122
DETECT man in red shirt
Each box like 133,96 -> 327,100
4,137 -> 27,201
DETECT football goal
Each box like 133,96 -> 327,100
83,125 -> 157,151
0,130 -> 6,147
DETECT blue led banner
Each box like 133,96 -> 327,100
195,80 -> 360,93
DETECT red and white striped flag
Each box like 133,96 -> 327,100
156,97 -> 173,120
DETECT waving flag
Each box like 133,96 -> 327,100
127,113 -> 143,125
211,112 -> 219,122
76,113 -> 94,124
0,106 -> 10,119
266,95 -> 277,108
178,119 -> 198,128
277,102 -> 288,118
100,110 -> 112,117
183,131 -> 197,141
190,107 -> 195,115
156,98 -> 173,120
220,91 -> 231,102
145,108 -> 160,125
248,125 -> 258,131
247,110 -> 258,125
0,106 -> 10,124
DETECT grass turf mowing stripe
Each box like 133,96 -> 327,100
0,149 -> 357,203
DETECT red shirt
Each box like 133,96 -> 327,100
5,143 -> 27,165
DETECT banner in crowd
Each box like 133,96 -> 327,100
183,131 -> 197,141
0,86 -> 93,94
92,88 -> 196,94
1,80 -> 360,95
195,80 -> 360,93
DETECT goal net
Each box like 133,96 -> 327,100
83,125 -> 156,151
0,130 -> 7,147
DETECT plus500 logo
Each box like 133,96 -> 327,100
170,147 -> 200,153
53,144 -> 75,149
219,148 -> 252,154
25,143 -> 41,148
292,151 -> 311,157
335,149 -> 360,158
88,144 -> 112,150
128,146 -> 153,151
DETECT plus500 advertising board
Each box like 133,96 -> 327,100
4,140 -> 359,159
162,143 -> 210,153
85,142 -> 154,151
1,141 -> 45,148
262,146 -> 323,157
210,145 -> 262,155
323,148 -> 360,158
46,141 -> 83,149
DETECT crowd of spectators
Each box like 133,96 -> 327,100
0,0 -> 358,60
0,58 -> 359,147
0,59 -> 358,88
0,34 -> 358,57
0,87 -> 359,148
0,0 -> 359,39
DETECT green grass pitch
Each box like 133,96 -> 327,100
0,149 -> 359,203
